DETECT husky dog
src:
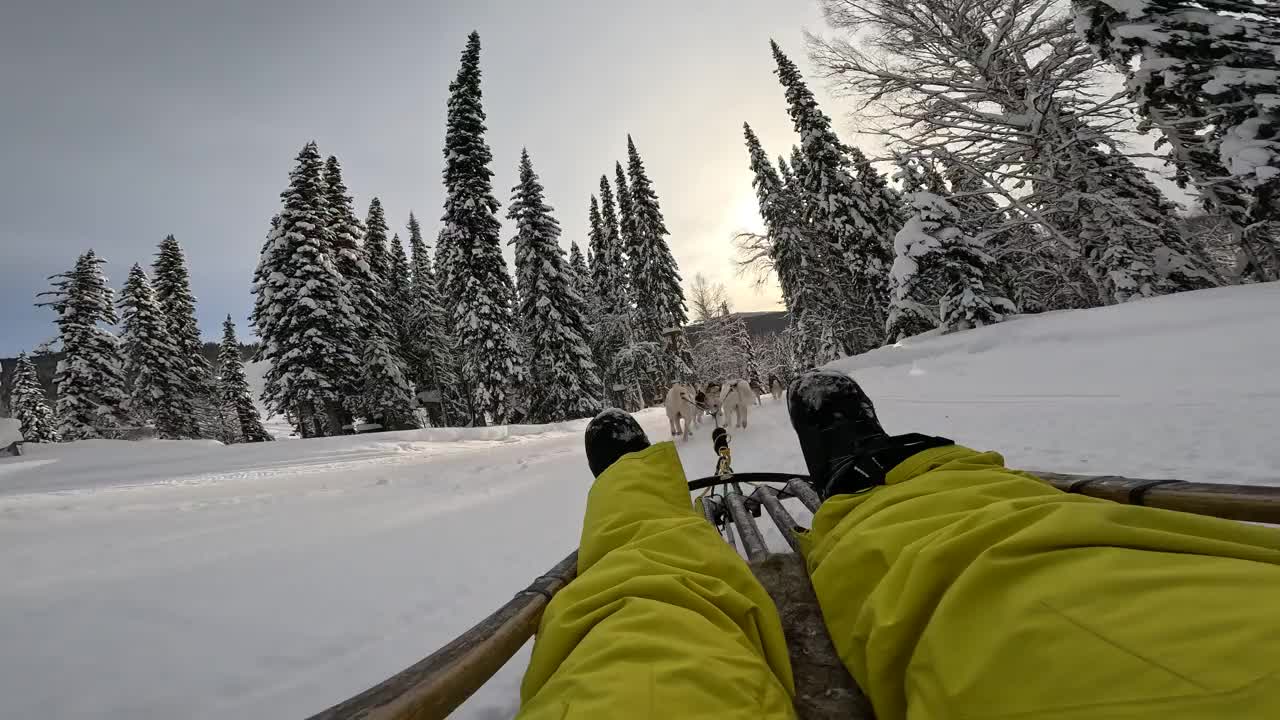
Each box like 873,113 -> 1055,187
664,383 -> 698,441
719,379 -> 754,429
768,374 -> 785,401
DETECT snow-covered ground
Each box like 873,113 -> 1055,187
2,282 -> 1278,720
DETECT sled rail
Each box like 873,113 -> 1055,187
305,552 -> 577,720
1037,472 -> 1280,525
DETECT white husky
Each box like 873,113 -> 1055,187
719,379 -> 754,429
664,383 -> 698,441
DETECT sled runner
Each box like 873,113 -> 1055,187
307,436 -> 1280,720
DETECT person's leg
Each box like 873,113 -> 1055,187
517,410 -> 795,719
791,371 -> 1280,720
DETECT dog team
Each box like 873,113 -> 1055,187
663,374 -> 787,441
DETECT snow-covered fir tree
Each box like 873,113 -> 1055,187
11,352 -> 58,443
440,32 -> 528,425
889,159 -> 1015,339
251,141 -> 361,437
1073,0 -> 1280,233
361,198 -> 395,334
405,228 -> 465,427
323,156 -> 377,417
614,161 -> 640,298
598,174 -> 630,308
153,234 -> 213,436
625,136 -> 693,384
119,264 -> 197,438
587,192 -> 645,409
568,241 -> 594,316
388,233 -> 412,324
724,312 -> 764,388
772,41 -> 889,353
742,122 -> 838,367
217,315 -> 272,443
351,333 -> 420,431
37,250 -> 128,440
1048,125 -> 1219,304
506,149 -> 603,422
848,145 -> 905,254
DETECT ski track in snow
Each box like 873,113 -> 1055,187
1,282 -> 1279,719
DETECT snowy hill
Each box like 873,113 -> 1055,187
1,282 -> 1277,719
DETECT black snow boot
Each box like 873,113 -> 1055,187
787,370 -> 952,499
585,408 -> 651,478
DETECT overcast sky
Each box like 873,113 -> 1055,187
0,0 -> 863,356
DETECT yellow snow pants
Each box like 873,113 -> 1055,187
518,441 -> 1280,719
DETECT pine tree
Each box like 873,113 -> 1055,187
1073,0 -> 1280,231
598,174 -> 629,308
153,234 -> 213,436
217,315 -> 272,443
11,352 -> 58,443
323,155 -> 378,424
251,141 -> 361,437
119,264 -> 197,438
441,32 -> 528,425
615,161 -> 638,284
889,160 -> 1015,339
568,241 -> 594,314
1053,130 -> 1219,303
36,250 -> 128,440
351,333 -> 420,431
507,149 -> 603,422
405,228 -> 464,426
772,41 -> 890,353
848,145 -> 905,255
743,123 -> 837,367
586,193 -> 643,409
362,198 -> 394,334
626,137 -> 689,354
725,313 -> 764,388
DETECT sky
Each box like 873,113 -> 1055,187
0,0 -> 858,356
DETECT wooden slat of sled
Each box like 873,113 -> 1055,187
1037,472 -> 1280,524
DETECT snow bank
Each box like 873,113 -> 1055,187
1,282 -> 1277,720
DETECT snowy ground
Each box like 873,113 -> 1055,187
2,282 -> 1278,719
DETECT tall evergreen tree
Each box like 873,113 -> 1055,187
625,136 -> 692,382
251,141 -> 361,437
625,137 -> 688,336
323,156 -> 376,419
586,193 -> 644,409
388,232 -> 413,319
1050,129 -> 1219,303
568,241 -> 594,314
772,41 -> 890,353
889,161 -> 1015,339
362,198 -> 394,331
11,352 -> 58,443
726,313 -> 764,388
848,145 -> 905,253
598,174 -> 629,306
743,123 -> 838,367
119,264 -> 197,438
217,315 -> 272,443
1073,0 -> 1280,232
507,150 -> 603,422
405,229 -> 465,426
153,234 -> 213,436
615,161 -> 638,283
440,32 -> 528,424
36,250 -> 128,440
